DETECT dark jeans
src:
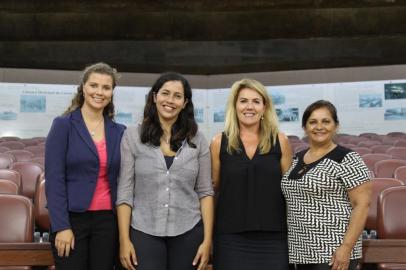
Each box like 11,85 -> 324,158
295,259 -> 360,270
130,220 -> 204,270
50,210 -> 119,270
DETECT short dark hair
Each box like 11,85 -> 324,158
302,100 -> 339,128
141,72 -> 197,151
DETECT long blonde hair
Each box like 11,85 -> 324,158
224,78 -> 279,154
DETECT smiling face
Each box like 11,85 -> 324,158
82,72 -> 113,112
304,107 -> 338,146
154,80 -> 187,124
235,87 -> 265,128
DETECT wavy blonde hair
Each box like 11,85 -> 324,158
224,78 -> 279,154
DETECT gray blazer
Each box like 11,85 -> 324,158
116,125 -> 214,236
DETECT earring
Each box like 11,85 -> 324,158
261,115 -> 264,120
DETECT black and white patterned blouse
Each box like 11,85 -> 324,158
281,145 -> 371,264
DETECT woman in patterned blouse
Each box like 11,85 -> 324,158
281,100 -> 372,270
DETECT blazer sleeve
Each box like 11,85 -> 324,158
45,116 -> 71,233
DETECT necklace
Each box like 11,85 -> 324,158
299,143 -> 336,175
87,117 -> 103,137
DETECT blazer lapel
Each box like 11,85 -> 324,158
105,119 -> 118,169
71,109 -> 98,157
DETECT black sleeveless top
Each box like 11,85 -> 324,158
215,133 -> 287,234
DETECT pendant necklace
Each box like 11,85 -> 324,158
88,117 -> 103,137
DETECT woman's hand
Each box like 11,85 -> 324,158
55,229 -> 75,257
329,244 -> 352,270
193,240 -> 211,270
119,238 -> 137,270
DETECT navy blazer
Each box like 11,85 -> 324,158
45,108 -> 126,233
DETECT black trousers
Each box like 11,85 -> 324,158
130,221 -> 204,270
295,259 -> 360,270
50,210 -> 120,270
213,231 -> 289,270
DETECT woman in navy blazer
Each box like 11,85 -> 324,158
45,62 -> 126,270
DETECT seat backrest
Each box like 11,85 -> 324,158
0,169 -> 22,194
359,133 -> 379,139
30,156 -> 45,167
394,140 -> 406,147
361,153 -> 392,172
9,162 -> 44,199
386,147 -> 406,160
20,138 -> 39,147
377,186 -> 406,239
374,159 -> 406,178
371,145 -> 393,154
0,179 -> 19,195
0,146 -> 10,153
24,145 -> 45,157
348,137 -> 369,145
358,141 -> 381,148
0,141 -> 25,150
387,132 -> 406,138
366,178 -> 404,230
0,194 -> 33,242
352,147 -> 372,156
0,153 -> 16,169
0,136 -> 21,141
382,135 -> 401,145
394,166 -> 406,184
5,150 -> 34,162
34,177 -> 50,231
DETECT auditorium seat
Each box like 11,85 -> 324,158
0,194 -> 33,270
382,137 -> 400,146
0,141 -> 25,150
24,145 -> 45,157
394,140 -> 406,147
386,147 -> 406,160
371,145 -> 393,154
387,132 -> 406,138
287,135 -> 300,142
0,136 -> 21,141
365,178 -> 404,231
9,162 -> 43,199
352,147 -> 372,156
394,166 -> 406,185
30,157 -> 44,167
361,154 -> 392,172
0,146 -> 10,153
0,153 -> 16,169
0,179 -> 19,195
348,137 -> 369,145
0,194 -> 33,242
358,140 -> 382,148
341,143 -> 357,150
19,139 -> 38,147
359,132 -> 379,139
374,159 -> 406,178
377,186 -> 406,270
5,150 -> 34,162
34,177 -> 49,232
0,169 -> 22,194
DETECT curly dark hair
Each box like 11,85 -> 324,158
141,72 -> 198,151
64,62 -> 119,119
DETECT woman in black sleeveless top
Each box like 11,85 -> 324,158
210,78 -> 293,270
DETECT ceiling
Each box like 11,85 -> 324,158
1,0 -> 406,74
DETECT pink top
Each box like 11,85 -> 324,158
88,139 -> 112,211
